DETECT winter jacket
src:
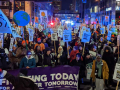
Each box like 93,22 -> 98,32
90,60 -> 109,82
70,50 -> 79,62
20,56 -> 36,68
43,54 -> 52,66
2,70 -> 39,90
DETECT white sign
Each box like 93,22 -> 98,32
51,33 -> 58,41
9,38 -> 14,51
74,28 -> 78,33
58,29 -> 63,37
28,28 -> 34,42
113,63 -> 120,81
0,9 -> 12,33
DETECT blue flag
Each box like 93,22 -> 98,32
81,31 -> 91,43
0,9 -> 12,33
107,31 -> 112,41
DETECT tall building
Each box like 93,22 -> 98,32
52,0 -> 62,13
84,0 -> 116,25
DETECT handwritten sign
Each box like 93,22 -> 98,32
51,33 -> 58,41
0,9 -> 12,33
113,63 -> 120,81
9,38 -> 14,51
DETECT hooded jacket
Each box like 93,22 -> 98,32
70,50 -> 79,62
1,70 -> 39,90
19,56 -> 36,68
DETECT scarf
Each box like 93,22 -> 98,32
96,60 -> 102,78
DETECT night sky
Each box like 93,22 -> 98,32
61,0 -> 73,10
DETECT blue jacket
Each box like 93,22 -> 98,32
20,56 -> 36,68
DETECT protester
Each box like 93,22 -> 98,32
102,46 -> 115,86
20,51 -> 36,68
90,55 -> 109,90
0,68 -> 39,90
34,38 -> 45,52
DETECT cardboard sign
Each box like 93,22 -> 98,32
81,31 -> 91,43
51,33 -> 58,41
113,63 -> 120,81
100,27 -> 105,34
58,29 -> 63,37
0,9 -> 12,33
13,11 -> 30,26
107,31 -> 112,41
9,38 -> 14,51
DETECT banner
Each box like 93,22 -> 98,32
58,29 -> 63,37
107,31 -> 112,41
40,10 -> 48,24
9,38 -> 14,51
1,66 -> 79,90
51,33 -> 58,41
81,31 -> 91,43
0,9 -> 12,33
113,63 -> 120,81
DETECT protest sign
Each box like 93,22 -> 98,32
40,10 -> 48,24
107,31 -> 112,41
0,9 -> 12,33
1,66 -> 79,90
9,38 -> 14,51
113,63 -> 120,81
86,62 -> 93,80
81,31 -> 91,43
51,33 -> 58,41
58,29 -> 63,37
107,25 -> 109,31
63,30 -> 72,42
111,28 -> 116,33
28,28 -> 34,42
94,24 -> 96,30
13,11 -> 30,26
74,28 -> 78,33
80,26 -> 86,39
89,50 -> 96,57
86,28 -> 90,32
100,27 -> 105,34
105,16 -> 109,22
11,25 -> 21,38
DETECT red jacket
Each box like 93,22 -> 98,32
70,50 -> 79,62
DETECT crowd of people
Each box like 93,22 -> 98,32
0,22 -> 119,90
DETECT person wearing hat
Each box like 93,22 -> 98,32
15,40 -> 28,63
102,46 -> 115,86
43,47 -> 53,66
34,38 -> 45,52
20,51 -> 36,69
0,68 -> 39,90
46,34 -> 52,47
90,55 -> 109,90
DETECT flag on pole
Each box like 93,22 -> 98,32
0,9 -> 12,33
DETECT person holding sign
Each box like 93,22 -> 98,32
90,55 -> 109,90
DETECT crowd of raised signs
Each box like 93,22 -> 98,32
1,20 -> 120,88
